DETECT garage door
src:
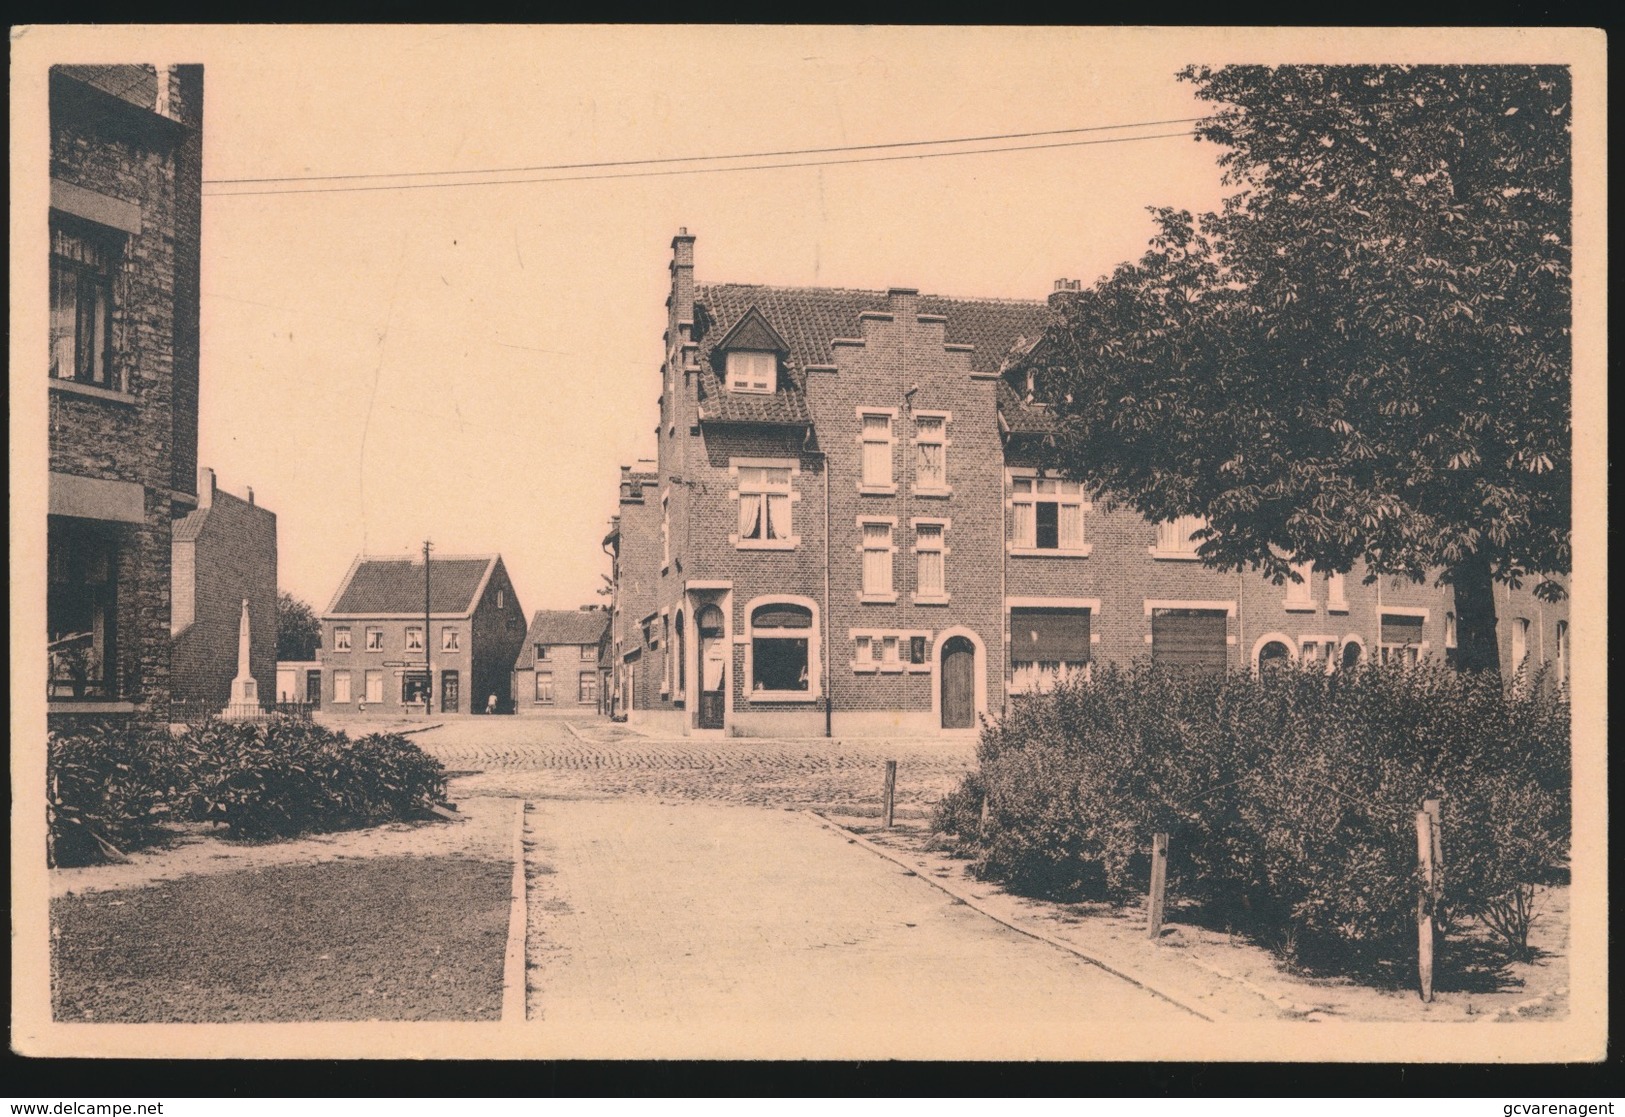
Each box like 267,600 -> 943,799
1151,609 -> 1228,673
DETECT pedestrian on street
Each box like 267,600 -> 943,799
486,693 -> 498,715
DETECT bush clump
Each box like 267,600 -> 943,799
48,717 -> 447,866
935,661 -> 1569,974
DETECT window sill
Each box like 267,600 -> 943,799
49,699 -> 136,714
49,379 -> 135,406
1284,604 -> 1317,613
747,690 -> 819,704
734,537 -> 800,551
877,662 -> 906,674
1327,604 -> 1350,614
850,662 -> 878,673
857,483 -> 897,496
859,593 -> 899,605
912,594 -> 952,606
1010,546 -> 1093,559
1147,549 -> 1202,561
912,486 -> 953,499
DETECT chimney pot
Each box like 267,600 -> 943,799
246,486 -> 255,506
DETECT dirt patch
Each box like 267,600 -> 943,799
51,854 -> 511,1022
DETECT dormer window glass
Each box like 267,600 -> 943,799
726,351 -> 776,394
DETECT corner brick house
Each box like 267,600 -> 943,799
170,467 -> 278,711
512,608 -> 611,712
319,554 -> 525,715
47,65 -> 204,724
605,231 -> 1570,737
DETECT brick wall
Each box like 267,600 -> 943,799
170,483 -> 277,707
469,559 -> 526,710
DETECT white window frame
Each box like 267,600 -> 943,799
535,643 -> 550,661
1284,561 -> 1316,612
1511,617 -> 1531,674
405,626 -> 425,653
534,669 -> 555,704
1007,469 -> 1092,557
441,626 -> 460,653
729,458 -> 801,550
744,595 -> 821,702
333,627 -> 352,653
581,644 -> 597,662
1150,515 -> 1207,560
1377,606 -> 1430,665
364,669 -> 384,704
912,410 -> 952,496
333,670 -> 352,703
578,670 -> 597,705
912,517 -> 951,605
1296,634 -> 1341,675
660,491 -> 671,570
365,626 -> 384,653
1555,620 -> 1568,684
857,516 -> 898,604
1326,570 -> 1350,613
856,408 -> 897,494
848,628 -> 934,674
725,350 -> 777,394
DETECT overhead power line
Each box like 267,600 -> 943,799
205,130 -> 1196,198
205,116 -> 1205,185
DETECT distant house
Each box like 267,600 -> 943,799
276,659 -> 322,706
319,554 -> 525,715
170,468 -> 277,712
513,608 -> 611,713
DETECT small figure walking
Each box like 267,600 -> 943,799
485,693 -> 498,716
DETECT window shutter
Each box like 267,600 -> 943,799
1010,608 -> 1091,662
1150,609 -> 1227,672
1380,613 -> 1424,645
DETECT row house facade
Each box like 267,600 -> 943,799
512,608 -> 610,713
319,554 -> 525,715
47,65 -> 205,725
605,231 -> 1569,737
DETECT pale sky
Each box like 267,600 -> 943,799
53,27 -> 1252,614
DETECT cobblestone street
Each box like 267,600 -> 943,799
412,715 -> 978,820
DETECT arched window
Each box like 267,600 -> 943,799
1341,639 -> 1364,670
1257,640 -> 1293,674
748,599 -> 818,698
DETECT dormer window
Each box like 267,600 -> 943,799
726,351 -> 776,394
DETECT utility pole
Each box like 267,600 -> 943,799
423,539 -> 433,716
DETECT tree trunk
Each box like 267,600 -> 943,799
1450,556 -> 1502,676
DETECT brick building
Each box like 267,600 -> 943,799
512,608 -> 611,713
170,467 -> 278,711
47,65 -> 204,724
606,231 -> 1569,737
319,554 -> 526,715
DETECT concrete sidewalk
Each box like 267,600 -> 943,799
522,798 -> 1189,1057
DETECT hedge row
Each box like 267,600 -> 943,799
48,717 -> 447,867
934,662 -> 1569,973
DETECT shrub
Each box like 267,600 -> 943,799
47,717 -> 448,863
186,718 -> 447,839
940,660 -> 1570,975
48,723 -> 191,867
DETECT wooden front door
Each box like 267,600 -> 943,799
697,604 -> 726,730
941,636 -> 976,729
441,670 -> 460,713
305,670 -> 322,707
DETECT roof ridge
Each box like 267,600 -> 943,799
697,280 -> 1045,308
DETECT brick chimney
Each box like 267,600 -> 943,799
668,228 -> 696,344
886,287 -> 920,318
197,466 -> 216,508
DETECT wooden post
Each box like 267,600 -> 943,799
882,760 -> 897,829
1416,809 -> 1435,1002
1147,832 -> 1169,940
978,793 -> 991,836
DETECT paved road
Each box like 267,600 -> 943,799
522,799 -> 1188,1054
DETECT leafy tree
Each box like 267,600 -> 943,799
1028,65 -> 1571,674
276,591 -> 321,661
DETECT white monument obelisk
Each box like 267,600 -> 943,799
224,597 -> 258,717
